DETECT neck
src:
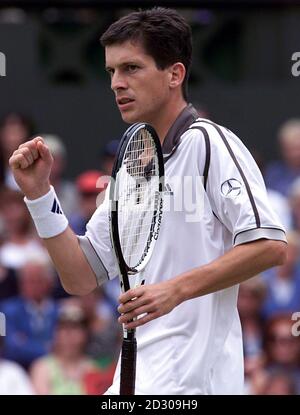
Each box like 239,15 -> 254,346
57,351 -> 82,362
151,96 -> 187,144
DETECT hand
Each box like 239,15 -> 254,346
118,280 -> 181,329
9,136 -> 53,199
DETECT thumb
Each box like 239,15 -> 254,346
37,140 -> 53,164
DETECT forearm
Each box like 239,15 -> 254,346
118,239 -> 287,329
22,183 -> 98,295
43,226 -> 98,295
175,239 -> 287,303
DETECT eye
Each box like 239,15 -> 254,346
106,68 -> 114,77
127,65 -> 139,73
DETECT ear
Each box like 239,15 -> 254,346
168,62 -> 186,89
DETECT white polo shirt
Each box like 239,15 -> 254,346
78,104 -> 286,395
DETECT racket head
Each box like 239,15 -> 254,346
109,123 -> 164,284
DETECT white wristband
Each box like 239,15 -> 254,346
24,186 -> 69,238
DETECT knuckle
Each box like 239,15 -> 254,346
23,147 -> 31,155
20,147 -> 29,157
148,294 -> 155,303
18,142 -> 27,149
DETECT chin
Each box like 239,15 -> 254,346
120,111 -> 144,125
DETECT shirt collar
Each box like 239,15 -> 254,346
162,103 -> 199,160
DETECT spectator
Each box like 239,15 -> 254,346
260,370 -> 297,395
289,177 -> 300,232
238,276 -> 267,394
0,265 -> 18,300
30,302 -> 114,395
43,134 -> 79,217
0,112 -> 34,190
261,232 -> 300,319
263,313 -> 300,394
265,119 -> 300,197
249,147 -> 292,231
238,276 -> 266,360
78,288 -> 121,368
0,255 -> 58,369
267,189 -> 292,232
0,337 -> 34,395
100,139 -> 119,176
69,170 -> 107,236
0,188 -> 47,270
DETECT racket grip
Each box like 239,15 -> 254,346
120,336 -> 137,395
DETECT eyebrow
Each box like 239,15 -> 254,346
105,61 -> 142,72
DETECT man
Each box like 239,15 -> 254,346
265,118 -> 300,197
9,8 -> 287,394
0,256 -> 58,369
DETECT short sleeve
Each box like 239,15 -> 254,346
194,120 -> 287,246
77,185 -> 119,285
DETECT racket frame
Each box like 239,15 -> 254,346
108,123 -> 164,395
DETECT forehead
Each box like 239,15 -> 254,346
105,40 -> 154,67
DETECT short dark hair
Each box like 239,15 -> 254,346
100,7 -> 192,100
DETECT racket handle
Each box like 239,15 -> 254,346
120,336 -> 137,395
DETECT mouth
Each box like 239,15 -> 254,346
117,97 -> 135,110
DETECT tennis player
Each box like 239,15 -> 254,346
9,8 -> 287,394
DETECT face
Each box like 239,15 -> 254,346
267,321 -> 300,365
19,264 -> 52,302
280,129 -> 300,169
1,122 -> 28,155
105,41 -> 172,129
55,324 -> 87,353
1,200 -> 30,234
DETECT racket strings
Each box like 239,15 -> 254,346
117,129 -> 160,268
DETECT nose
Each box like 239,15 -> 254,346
111,70 -> 127,92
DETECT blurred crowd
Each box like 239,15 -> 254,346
0,111 -> 121,395
0,110 -> 299,395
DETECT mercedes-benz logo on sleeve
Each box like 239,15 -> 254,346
221,178 -> 242,197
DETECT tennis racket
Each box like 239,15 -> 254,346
109,123 -> 164,395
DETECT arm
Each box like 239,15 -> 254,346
177,239 -> 287,300
118,238 -> 287,329
9,137 -> 98,295
42,227 -> 98,295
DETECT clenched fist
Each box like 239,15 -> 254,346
9,136 -> 53,200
